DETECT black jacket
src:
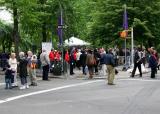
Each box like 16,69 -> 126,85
19,57 -> 28,77
80,53 -> 87,66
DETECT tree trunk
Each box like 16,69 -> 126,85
13,2 -> 20,57
42,22 -> 47,42
39,0 -> 47,42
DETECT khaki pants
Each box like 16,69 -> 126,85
28,67 -> 37,84
106,65 -> 115,84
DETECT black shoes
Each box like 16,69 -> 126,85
108,83 -> 116,85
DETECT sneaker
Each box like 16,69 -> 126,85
25,84 -> 29,89
19,86 -> 26,90
108,83 -> 116,85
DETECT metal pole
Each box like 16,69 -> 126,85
60,3 -> 64,73
125,38 -> 127,67
131,27 -> 134,67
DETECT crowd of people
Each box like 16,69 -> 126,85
1,45 -> 160,89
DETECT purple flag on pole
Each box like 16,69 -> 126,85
123,5 -> 128,30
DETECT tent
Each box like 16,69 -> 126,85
64,36 -> 90,46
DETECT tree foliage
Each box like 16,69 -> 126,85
0,0 -> 160,52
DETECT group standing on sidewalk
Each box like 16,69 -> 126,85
2,45 -> 160,90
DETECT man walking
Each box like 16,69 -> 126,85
130,47 -> 142,77
104,48 -> 115,85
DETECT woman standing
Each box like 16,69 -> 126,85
19,52 -> 29,89
8,53 -> 18,87
86,50 -> 96,79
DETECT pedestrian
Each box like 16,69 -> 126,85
76,49 -> 82,70
94,49 -> 101,75
8,53 -> 18,87
5,64 -> 14,89
86,50 -> 96,79
69,48 -> 75,75
19,52 -> 29,89
40,49 -> 50,80
130,47 -> 142,77
49,48 -> 55,70
149,49 -> 158,78
80,50 -> 87,75
104,48 -> 116,85
30,54 -> 38,86
100,48 -> 107,76
27,51 -> 38,86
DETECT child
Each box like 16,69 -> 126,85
5,65 -> 14,89
30,55 -> 38,86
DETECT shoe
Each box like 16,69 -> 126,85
26,84 -> 29,89
130,75 -> 134,78
20,86 -> 26,90
108,83 -> 116,85
30,83 -> 37,86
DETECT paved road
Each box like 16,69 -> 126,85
0,68 -> 160,114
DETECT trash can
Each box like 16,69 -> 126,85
52,61 -> 62,76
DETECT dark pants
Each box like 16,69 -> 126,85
20,76 -> 27,85
70,62 -> 74,75
82,65 -> 86,75
131,63 -> 142,77
5,78 -> 12,89
94,64 -> 98,73
42,65 -> 49,80
151,67 -> 156,78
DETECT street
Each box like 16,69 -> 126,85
0,69 -> 160,114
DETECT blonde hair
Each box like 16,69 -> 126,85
27,51 -> 33,57
11,53 -> 16,58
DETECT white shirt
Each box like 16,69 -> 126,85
8,58 -> 17,71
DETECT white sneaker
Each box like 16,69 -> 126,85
19,86 -> 26,90
25,84 -> 29,89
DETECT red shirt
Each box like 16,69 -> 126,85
65,52 -> 70,63
49,51 -> 55,61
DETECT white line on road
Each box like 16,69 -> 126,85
119,78 -> 160,82
0,80 -> 104,104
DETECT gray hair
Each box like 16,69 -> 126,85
19,52 -> 25,58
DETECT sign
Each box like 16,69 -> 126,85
42,42 -> 52,55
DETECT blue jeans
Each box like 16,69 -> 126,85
5,78 -> 12,89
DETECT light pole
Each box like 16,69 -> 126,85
58,0 -> 67,74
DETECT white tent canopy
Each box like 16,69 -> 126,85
64,36 -> 90,46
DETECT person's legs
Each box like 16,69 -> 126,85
31,69 -> 37,85
131,64 -> 138,77
8,78 -> 12,89
5,78 -> 9,89
102,64 -> 106,76
70,63 -> 74,75
107,65 -> 115,84
151,68 -> 156,78
42,66 -> 45,80
82,65 -> 86,74
137,63 -> 142,77
43,65 -> 49,80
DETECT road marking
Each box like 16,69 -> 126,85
0,80 -> 104,104
119,78 -> 160,82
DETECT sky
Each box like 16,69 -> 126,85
0,7 -> 13,23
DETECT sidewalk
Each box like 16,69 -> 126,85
0,66 -> 152,82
